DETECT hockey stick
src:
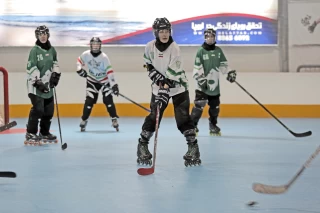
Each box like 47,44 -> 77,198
137,102 -> 160,175
253,145 -> 320,194
0,121 -> 17,132
97,81 -> 151,113
54,88 -> 67,150
235,81 -> 312,138
118,93 -> 151,113
0,171 -> 16,178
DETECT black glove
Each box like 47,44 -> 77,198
49,72 -> 61,88
33,79 -> 49,93
148,68 -> 166,86
112,84 -> 119,96
227,70 -> 237,83
197,79 -> 207,90
155,87 -> 170,110
77,69 -> 87,78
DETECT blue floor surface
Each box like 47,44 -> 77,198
0,117 -> 320,213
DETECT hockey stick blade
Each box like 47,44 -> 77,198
252,183 -> 288,194
61,143 -> 67,150
137,167 -> 155,176
0,121 -> 17,132
0,171 -> 17,178
290,130 -> 312,138
235,81 -> 311,138
252,145 -> 320,195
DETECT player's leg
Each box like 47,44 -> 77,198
80,81 -> 101,131
172,91 -> 201,166
102,84 -> 119,131
208,94 -> 221,136
25,94 -> 44,145
39,96 -> 57,143
190,90 -> 208,134
137,93 -> 168,165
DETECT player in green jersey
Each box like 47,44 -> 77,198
25,25 -> 61,145
191,28 -> 237,136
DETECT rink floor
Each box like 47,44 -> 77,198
0,117 -> 320,213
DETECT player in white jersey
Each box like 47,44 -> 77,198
137,17 -> 201,167
76,37 -> 120,132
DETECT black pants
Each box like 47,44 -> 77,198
27,94 -> 54,135
81,80 -> 118,121
142,90 -> 194,134
192,90 -> 220,126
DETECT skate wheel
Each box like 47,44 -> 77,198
184,161 -> 190,167
209,132 -> 221,136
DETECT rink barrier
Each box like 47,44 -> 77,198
9,103 -> 320,118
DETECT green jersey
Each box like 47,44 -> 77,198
26,45 -> 59,99
193,46 -> 231,96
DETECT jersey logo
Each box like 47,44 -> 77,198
88,59 -> 101,68
203,54 -> 209,60
176,61 -> 181,69
158,53 -> 163,58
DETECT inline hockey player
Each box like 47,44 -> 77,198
76,37 -> 120,132
137,17 -> 201,167
191,28 -> 236,136
25,25 -> 61,145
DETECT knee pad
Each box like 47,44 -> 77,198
183,129 -> 196,143
208,97 -> 220,117
32,106 -> 44,118
85,96 -> 96,108
140,130 -> 154,143
208,96 -> 220,108
103,94 -> 114,105
194,99 -> 207,109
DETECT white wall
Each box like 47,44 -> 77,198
7,71 -> 320,105
0,46 -> 279,74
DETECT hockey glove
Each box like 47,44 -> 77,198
227,70 -> 237,83
77,69 -> 87,78
33,79 -> 49,93
155,87 -> 170,111
112,84 -> 119,96
148,68 -> 166,86
49,72 -> 61,88
197,79 -> 208,90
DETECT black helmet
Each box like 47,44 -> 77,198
35,25 -> 50,39
152,17 -> 172,38
204,28 -> 216,38
90,37 -> 102,53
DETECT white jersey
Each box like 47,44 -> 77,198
76,50 -> 117,87
143,40 -> 188,97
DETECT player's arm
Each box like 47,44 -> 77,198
219,49 -> 236,83
144,43 -> 167,86
103,54 -> 119,95
26,48 -> 48,93
165,44 -> 186,87
76,53 -> 87,78
49,47 -> 61,88
193,48 -> 207,89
